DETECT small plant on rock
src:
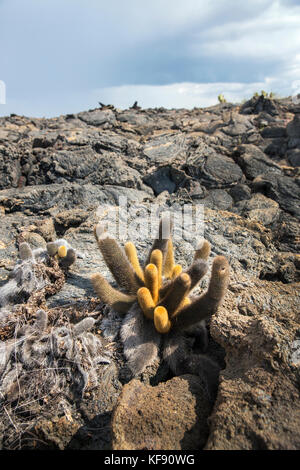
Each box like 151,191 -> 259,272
218,94 -> 227,104
0,239 -> 78,311
91,215 -> 230,395
46,238 -> 78,269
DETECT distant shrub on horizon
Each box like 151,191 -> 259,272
218,94 -> 227,103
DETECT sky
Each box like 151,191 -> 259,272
0,0 -> 300,117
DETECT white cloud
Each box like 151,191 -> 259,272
191,1 -> 300,63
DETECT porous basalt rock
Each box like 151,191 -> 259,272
206,274 -> 300,450
112,375 -> 213,450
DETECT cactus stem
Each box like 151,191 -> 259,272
125,241 -> 145,283
172,264 -> 182,279
154,306 -> 171,334
144,263 -> 159,304
163,238 -> 175,279
137,287 -> 155,320
150,249 -> 163,289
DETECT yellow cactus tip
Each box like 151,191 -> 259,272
154,306 -> 167,316
144,263 -> 159,303
137,286 -> 150,297
58,245 -> 67,258
146,263 -> 156,272
150,249 -> 163,288
172,264 -> 182,279
125,242 -> 145,282
137,287 -> 155,320
180,272 -> 191,285
154,306 -> 171,334
150,249 -> 162,259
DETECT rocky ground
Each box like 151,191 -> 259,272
0,94 -> 299,450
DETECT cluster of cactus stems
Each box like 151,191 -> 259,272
0,239 -> 77,311
0,309 -> 112,402
17,239 -> 77,269
46,239 -> 77,269
91,215 -> 229,335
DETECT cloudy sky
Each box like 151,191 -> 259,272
0,0 -> 300,117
